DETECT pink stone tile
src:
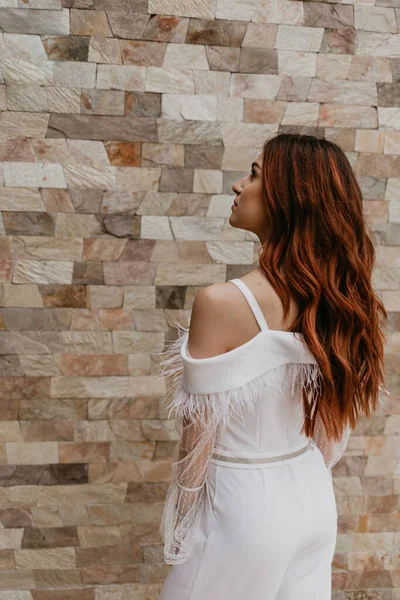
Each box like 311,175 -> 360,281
0,260 -> 13,282
58,442 -> 110,463
57,354 -> 128,376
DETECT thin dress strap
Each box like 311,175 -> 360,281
229,279 -> 270,332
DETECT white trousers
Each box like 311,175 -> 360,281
159,443 -> 338,600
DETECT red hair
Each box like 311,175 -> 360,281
258,133 -> 388,442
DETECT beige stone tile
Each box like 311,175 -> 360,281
19,354 -> 59,377
48,87 -> 81,113
221,146 -> 262,171
385,178 -> 400,224
66,140 -> 110,166
15,547 -> 75,569
163,43 -> 209,70
154,262 -> 226,285
88,36 -> 122,64
193,70 -> 231,96
282,102 -> 319,126
0,421 -> 23,442
309,78 -> 378,106
82,89 -> 125,116
13,260 -> 74,284
97,64 -> 147,92
304,2 -> 354,28
222,122 -> 275,147
55,213 -> 97,238
71,9 -> 112,36
161,93 -> 217,121
384,132 -> 400,155
355,6 -> 397,33
3,162 -> 66,188
319,104 -> 378,129
384,415 -> 400,436
217,97 -> 243,122
142,143 -> 184,168
355,129 -> 385,153
18,0 -> 62,7
6,441 -> 58,464
253,0 -> 303,26
242,23 -> 277,48
1,58 -> 53,85
88,285 -> 124,310
0,188 -> 44,211
207,240 -> 254,264
275,24 -> 324,52
0,528 -> 23,550
63,164 -> 116,190
120,39 -> 167,67
123,286 -> 155,310
146,66 -> 194,94
167,215 -> 223,240
77,524 -> 121,547
356,32 -> 400,57
0,112 -> 49,139
378,107 -> 400,131
0,85 -> 5,110
12,236 -> 83,261
116,167 -> 160,192
3,284 -> 43,308
3,32 -> 47,60
365,455 -> 398,476
193,169 -> 223,194
0,8 -> 70,35
51,376 -> 129,398
279,50 -> 317,77
112,331 -> 163,353
216,0 -> 258,21
148,0 -> 214,19
349,56 -> 392,83
317,54 -> 352,80
230,73 -> 280,99
53,62 -> 96,88
140,216 -> 173,240
32,138 -> 70,163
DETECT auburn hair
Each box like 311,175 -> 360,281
257,133 -> 388,443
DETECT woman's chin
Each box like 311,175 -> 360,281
228,213 -> 239,227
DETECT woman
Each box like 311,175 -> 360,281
157,133 -> 389,600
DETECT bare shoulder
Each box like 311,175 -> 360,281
187,282 -> 238,359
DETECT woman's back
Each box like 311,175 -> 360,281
184,277 -> 318,454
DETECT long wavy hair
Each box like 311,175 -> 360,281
258,133 -> 388,442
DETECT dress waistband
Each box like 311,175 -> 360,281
210,439 -> 314,469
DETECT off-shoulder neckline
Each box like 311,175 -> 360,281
181,328 -> 305,364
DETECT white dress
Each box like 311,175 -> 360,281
156,278 -> 353,600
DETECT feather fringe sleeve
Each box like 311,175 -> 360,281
155,320 -> 216,565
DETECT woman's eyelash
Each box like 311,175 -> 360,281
250,168 -> 256,179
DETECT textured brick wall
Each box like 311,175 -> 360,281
0,0 -> 399,598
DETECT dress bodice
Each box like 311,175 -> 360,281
181,279 -> 319,454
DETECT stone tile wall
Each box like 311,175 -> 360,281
0,0 -> 399,598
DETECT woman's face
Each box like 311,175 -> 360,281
230,152 -> 268,243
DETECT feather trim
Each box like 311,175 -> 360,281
156,318 -> 323,431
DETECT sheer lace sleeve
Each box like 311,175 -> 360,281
311,385 -> 390,471
159,411 -> 216,565
312,410 -> 353,470
156,321 -> 218,565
